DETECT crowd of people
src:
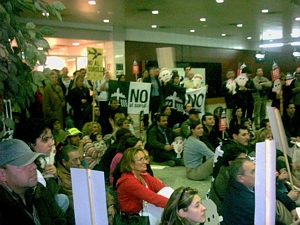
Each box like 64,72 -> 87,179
2,65 -> 300,225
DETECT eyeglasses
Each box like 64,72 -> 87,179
135,155 -> 149,163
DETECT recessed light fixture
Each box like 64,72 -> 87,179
190,29 -> 195,33
237,24 -> 243,27
259,43 -> 284,48
200,18 -> 206,22
261,9 -> 268,13
291,42 -> 300,46
296,17 -> 300,21
103,19 -> 109,23
72,42 -> 80,46
37,47 -> 43,50
88,0 -> 96,5
247,36 -> 252,39
151,25 -> 157,28
152,10 -> 159,14
222,33 -> 226,36
216,0 -> 224,3
42,12 -> 49,17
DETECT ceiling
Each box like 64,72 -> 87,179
23,0 -> 300,50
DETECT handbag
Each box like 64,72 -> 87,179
114,212 -> 150,225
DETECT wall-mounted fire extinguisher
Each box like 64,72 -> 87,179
132,60 -> 139,80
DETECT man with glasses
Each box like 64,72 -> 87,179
222,158 -> 298,225
0,139 -> 67,224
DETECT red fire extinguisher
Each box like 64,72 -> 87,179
132,60 -> 139,75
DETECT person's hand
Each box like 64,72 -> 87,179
278,170 -> 289,182
173,128 -> 181,133
81,99 -> 87,103
44,163 -> 57,178
291,209 -> 299,222
164,145 -> 173,151
288,190 -> 299,201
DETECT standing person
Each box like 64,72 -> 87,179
287,67 -> 300,118
95,71 -> 110,116
238,66 -> 256,120
184,71 -> 196,89
221,69 -> 239,125
137,69 -> 149,82
59,67 -> 71,96
143,67 -> 162,128
68,74 -> 93,130
43,71 -> 66,127
184,121 -> 214,181
253,68 -> 272,130
160,186 -> 206,225
0,139 -> 67,225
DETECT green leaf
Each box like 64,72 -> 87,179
34,1 -> 42,11
32,70 -> 46,86
52,1 -> 66,11
30,83 -> 38,94
39,86 -> 44,95
55,10 -> 62,22
43,67 -> 52,76
40,26 -> 56,36
0,64 -> 8,74
8,63 -> 17,76
25,44 -> 36,61
33,38 -> 50,51
26,22 -> 36,29
28,30 -> 36,39
47,4 -> 56,17
8,54 -> 17,63
36,50 -> 46,65
16,96 -> 26,109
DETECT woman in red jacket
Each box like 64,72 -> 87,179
116,147 -> 168,215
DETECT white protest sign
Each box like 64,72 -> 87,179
255,140 -> 276,225
71,168 -> 108,225
128,82 -> 151,114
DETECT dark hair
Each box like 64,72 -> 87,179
116,118 -> 129,127
213,106 -> 223,116
161,186 -> 199,225
241,118 -> 250,125
229,158 -> 252,180
90,132 -> 102,142
161,105 -> 171,114
115,128 -> 132,141
17,118 -> 51,146
110,97 -> 118,103
229,124 -> 248,138
242,66 -> 252,74
118,74 -> 125,81
190,120 -> 201,131
60,145 -> 80,163
50,118 -> 60,129
155,113 -> 168,123
184,65 -> 191,71
201,112 -> 214,123
231,107 -> 242,118
260,119 -> 269,129
221,146 -> 247,167
184,103 -> 192,110
117,134 -> 140,153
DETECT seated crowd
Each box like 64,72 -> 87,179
4,66 -> 300,225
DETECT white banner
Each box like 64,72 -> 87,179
185,86 -> 207,118
128,82 -> 151,114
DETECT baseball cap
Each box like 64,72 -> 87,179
189,109 -> 200,115
0,139 -> 43,167
65,128 -> 82,140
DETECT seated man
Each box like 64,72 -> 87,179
180,108 -> 200,139
104,97 -> 125,133
201,112 -> 221,152
147,113 -> 182,166
57,145 -> 115,225
222,158 -> 298,225
213,125 -> 253,179
0,139 -> 67,224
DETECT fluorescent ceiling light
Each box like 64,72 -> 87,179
291,42 -> 300,46
259,43 -> 283,48
261,9 -> 268,13
221,33 -> 226,36
103,19 -> 109,23
291,29 -> 300,38
190,29 -> 195,33
151,25 -> 157,28
152,10 -> 159,14
200,18 -> 206,22
247,36 -> 252,39
262,29 -> 282,40
88,1 -> 96,5
296,17 -> 300,21
293,51 -> 300,57
72,42 -> 80,46
216,0 -> 224,3
256,53 -> 265,59
37,47 -> 43,50
237,24 -> 243,27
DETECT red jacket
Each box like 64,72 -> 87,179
116,172 -> 168,215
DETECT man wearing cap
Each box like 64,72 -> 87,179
0,139 -> 67,224
180,108 -> 200,139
